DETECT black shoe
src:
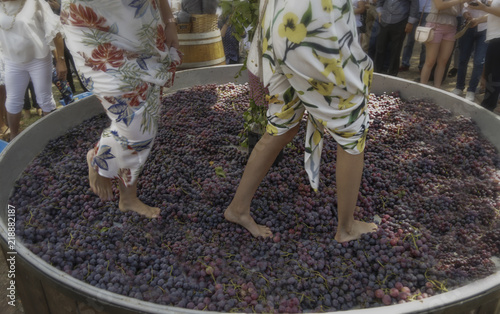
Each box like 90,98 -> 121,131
448,68 -> 458,78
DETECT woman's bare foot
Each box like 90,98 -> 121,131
224,207 -> 273,238
117,179 -> 160,218
118,197 -> 160,218
86,149 -> 113,201
335,220 -> 378,243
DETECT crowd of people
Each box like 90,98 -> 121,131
363,0 -> 500,110
0,0 -> 499,241
219,0 -> 500,113
0,0 -> 87,142
1,0 -> 498,142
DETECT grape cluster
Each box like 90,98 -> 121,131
10,85 -> 500,312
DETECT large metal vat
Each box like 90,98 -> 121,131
0,65 -> 499,314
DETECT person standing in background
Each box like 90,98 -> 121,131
219,11 -> 244,65
420,0 -> 465,88
47,0 -> 88,93
0,0 -> 67,141
400,0 -> 432,72
451,1 -> 488,102
353,0 -> 367,44
469,0 -> 500,111
363,0 -> 378,53
374,0 -> 420,76
22,81 -> 40,119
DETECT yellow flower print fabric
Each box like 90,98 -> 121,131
260,0 -> 373,191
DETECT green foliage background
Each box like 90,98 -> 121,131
219,1 -> 267,146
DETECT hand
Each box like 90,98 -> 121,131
164,22 -> 179,49
467,0 -> 485,9
55,60 -> 67,81
469,17 -> 480,27
405,22 -> 413,33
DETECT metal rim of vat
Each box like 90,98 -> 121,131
0,65 -> 499,314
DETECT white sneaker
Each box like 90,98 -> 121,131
451,88 -> 463,96
465,91 -> 476,102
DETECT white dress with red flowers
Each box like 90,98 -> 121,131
61,0 -> 182,186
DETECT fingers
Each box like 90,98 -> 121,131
165,23 -> 180,49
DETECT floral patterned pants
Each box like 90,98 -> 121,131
61,0 -> 181,186
260,0 -> 374,190
91,83 -> 162,186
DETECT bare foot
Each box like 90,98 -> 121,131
224,207 -> 273,238
335,220 -> 378,243
119,197 -> 160,218
86,149 -> 113,201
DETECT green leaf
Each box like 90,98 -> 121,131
283,87 -> 295,105
300,42 -> 340,54
300,2 -> 313,26
302,101 -> 319,109
215,167 -> 227,178
307,29 -> 328,37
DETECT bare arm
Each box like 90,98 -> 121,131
52,33 -> 67,81
354,1 -> 367,15
469,0 -> 500,17
433,0 -> 465,11
157,0 -> 179,49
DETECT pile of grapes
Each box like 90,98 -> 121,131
11,83 -> 500,312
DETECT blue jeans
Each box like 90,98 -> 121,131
401,13 -> 427,69
455,27 -> 487,93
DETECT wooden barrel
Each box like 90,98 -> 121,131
178,30 -> 226,69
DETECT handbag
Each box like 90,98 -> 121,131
414,0 -> 434,43
415,26 -> 434,43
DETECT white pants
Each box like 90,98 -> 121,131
4,53 -> 56,114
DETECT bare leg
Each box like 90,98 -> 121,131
225,125 -> 300,237
6,112 -> 21,141
420,42 -> 439,85
118,179 -> 160,218
86,149 -> 114,201
433,40 -> 455,88
335,145 -> 377,242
